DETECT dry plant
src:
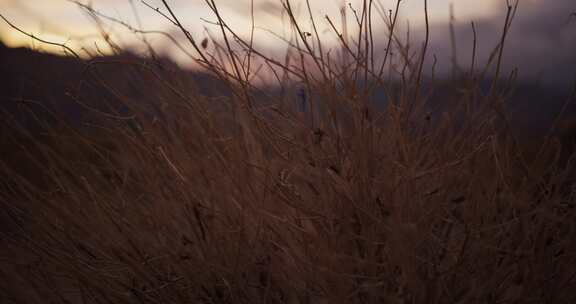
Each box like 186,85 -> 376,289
1,0 -> 576,303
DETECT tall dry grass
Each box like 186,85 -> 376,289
1,0 -> 576,303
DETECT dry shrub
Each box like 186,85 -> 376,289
1,1 -> 575,303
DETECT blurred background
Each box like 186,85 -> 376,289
0,0 -> 574,85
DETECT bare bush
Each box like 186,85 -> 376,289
1,1 -> 575,303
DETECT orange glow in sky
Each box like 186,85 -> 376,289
1,0 -> 501,64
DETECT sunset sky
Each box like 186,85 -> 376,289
1,0 -> 574,84
0,0 -> 500,53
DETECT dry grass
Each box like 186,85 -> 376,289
1,1 -> 576,303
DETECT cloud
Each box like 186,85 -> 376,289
417,0 -> 576,85
2,0 -> 573,86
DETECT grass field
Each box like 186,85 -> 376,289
1,1 -> 576,303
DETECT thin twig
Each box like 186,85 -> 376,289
0,13 -> 80,59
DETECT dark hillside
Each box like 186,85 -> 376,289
0,43 -> 231,189
1,43 -> 575,187
2,41 -> 573,138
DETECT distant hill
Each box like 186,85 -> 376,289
0,42 -> 231,129
0,42 -> 233,188
1,43 -> 574,179
2,42 -> 574,133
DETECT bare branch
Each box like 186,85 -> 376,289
0,13 -> 80,59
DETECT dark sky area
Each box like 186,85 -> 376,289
419,0 -> 575,86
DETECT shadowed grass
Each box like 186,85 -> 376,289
1,1 -> 575,303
